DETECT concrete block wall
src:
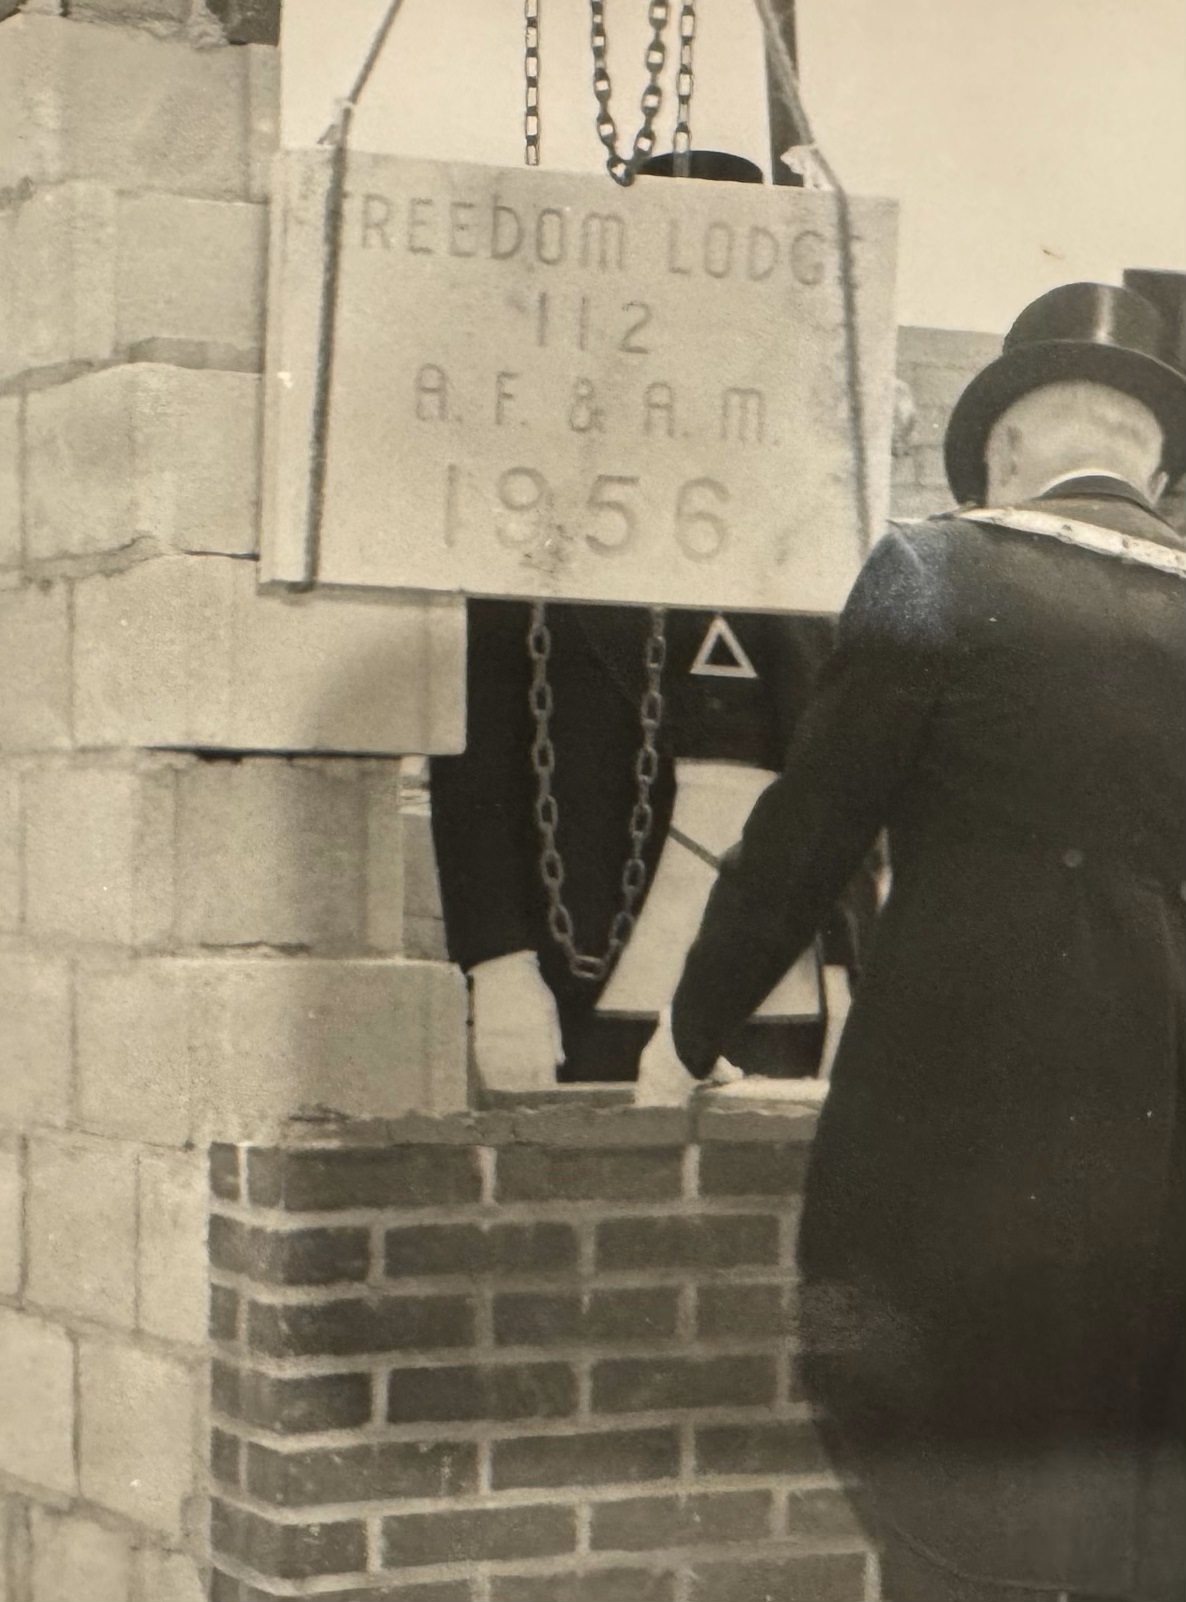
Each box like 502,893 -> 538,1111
0,6 -> 461,1600
207,1105 -> 877,1602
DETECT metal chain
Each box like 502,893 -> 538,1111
528,603 -> 667,981
672,0 -> 695,172
524,0 -> 541,166
590,0 -> 671,186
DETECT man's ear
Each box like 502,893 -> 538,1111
1149,468 -> 1169,504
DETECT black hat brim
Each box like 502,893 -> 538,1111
943,340 -> 1186,504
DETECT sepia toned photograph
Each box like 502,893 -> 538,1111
1,1 -> 1183,1599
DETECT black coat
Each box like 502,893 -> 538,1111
671,479 -> 1186,1597
429,602 -> 867,1076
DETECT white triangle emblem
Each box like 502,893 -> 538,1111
690,615 -> 758,680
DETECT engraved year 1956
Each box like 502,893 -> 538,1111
442,465 -> 731,562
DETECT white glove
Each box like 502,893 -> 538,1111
634,1007 -> 703,1107
470,951 -> 564,1092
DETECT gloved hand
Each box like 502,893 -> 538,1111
635,1007 -> 704,1107
470,951 -> 564,1092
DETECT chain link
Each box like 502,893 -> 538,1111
672,0 -> 695,170
524,0 -> 541,166
529,603 -> 667,981
589,0 -> 670,186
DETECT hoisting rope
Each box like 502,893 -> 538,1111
753,0 -> 876,552
298,0 -> 410,588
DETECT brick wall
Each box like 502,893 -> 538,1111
207,1105 -> 876,1602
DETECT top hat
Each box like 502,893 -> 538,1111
635,150 -> 765,184
943,280 -> 1186,504
1123,268 -> 1186,369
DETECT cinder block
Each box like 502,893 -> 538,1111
173,759 -> 367,949
0,954 -> 72,1130
918,444 -> 951,491
0,396 -> 20,573
72,553 -> 466,754
26,366 -> 260,562
132,1547 -> 204,1602
897,326 -> 1001,370
0,1308 -> 76,1495
77,955 -> 469,1143
0,15 -> 275,201
23,762 -> 174,945
137,1149 -> 208,1346
76,959 -> 201,1146
116,192 -> 266,358
29,1507 -> 132,1602
365,763 -> 405,954
0,1139 -> 22,1298
889,484 -> 951,522
0,761 -> 20,931
26,1132 -> 137,1328
193,956 -> 470,1134
0,584 -> 71,750
909,363 -> 982,410
79,1336 -> 197,1536
0,181 -> 116,383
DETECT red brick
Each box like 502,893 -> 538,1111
382,1505 -> 576,1568
209,1144 -> 241,1202
493,1288 -> 679,1347
209,1285 -> 240,1344
246,1439 -> 478,1507
385,1222 -> 578,1279
210,1500 -> 366,1579
512,1106 -> 692,1147
387,1362 -> 577,1424
785,1487 -> 868,1543
592,1355 -> 776,1414
246,1146 -> 481,1210
495,1147 -> 682,1203
695,1420 -> 832,1477
696,1284 -> 785,1339
591,1490 -> 772,1552
596,1215 -> 779,1272
211,1429 -> 242,1489
211,1361 -> 371,1434
247,1295 -> 474,1358
209,1216 -> 371,1286
687,1553 -> 868,1602
697,1144 -> 809,1197
491,1574 -> 675,1602
491,1428 -> 678,1490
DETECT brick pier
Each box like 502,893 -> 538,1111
207,1103 -> 874,1602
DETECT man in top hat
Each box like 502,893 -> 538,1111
636,275 -> 1186,1601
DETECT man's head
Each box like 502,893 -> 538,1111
944,280 -> 1186,506
984,380 -> 1167,505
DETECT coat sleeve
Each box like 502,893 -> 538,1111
428,598 -> 540,973
671,527 -> 950,1074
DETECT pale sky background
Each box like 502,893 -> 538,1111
282,0 -> 1186,333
